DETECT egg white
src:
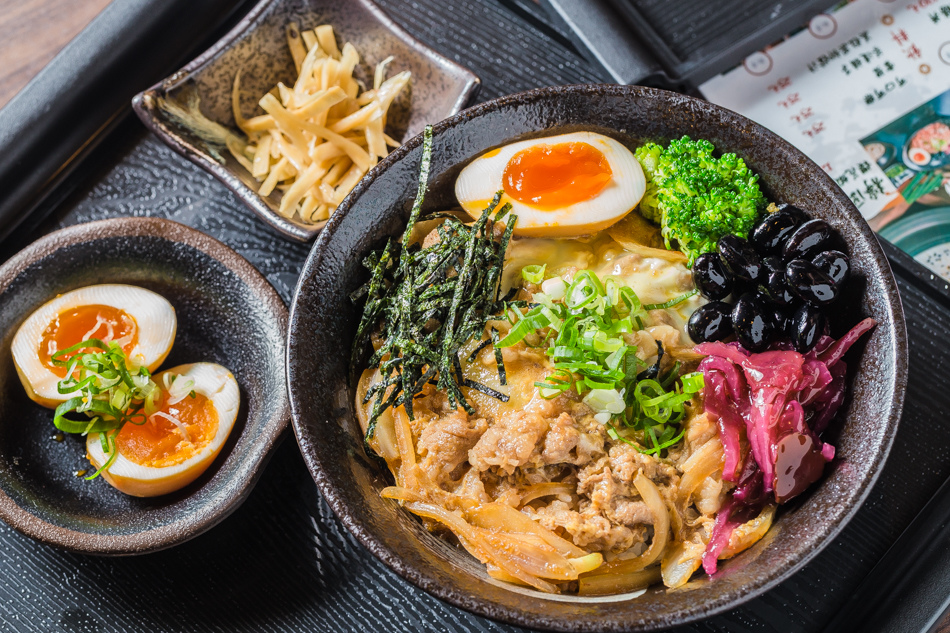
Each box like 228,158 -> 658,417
454,131 -> 645,238
86,362 -> 240,498
12,285 -> 177,408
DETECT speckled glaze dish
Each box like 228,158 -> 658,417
287,85 -> 908,631
0,218 -> 289,555
132,0 -> 480,243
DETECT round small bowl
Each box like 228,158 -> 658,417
0,217 -> 289,554
287,85 -> 907,631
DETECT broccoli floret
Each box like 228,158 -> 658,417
634,136 -> 766,265
634,143 -> 663,224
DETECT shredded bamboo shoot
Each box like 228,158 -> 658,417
229,23 -> 411,223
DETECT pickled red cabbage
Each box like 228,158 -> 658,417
696,318 -> 876,575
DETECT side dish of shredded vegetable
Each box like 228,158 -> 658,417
228,23 -> 411,223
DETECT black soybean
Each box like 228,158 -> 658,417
718,234 -> 764,283
692,253 -> 734,301
783,219 -> 835,261
732,292 -> 774,352
774,203 -> 810,225
785,259 -> 838,306
762,255 -> 785,274
751,210 -> 801,255
789,304 -> 828,354
759,269 -> 796,307
813,250 -> 850,285
688,301 -> 734,343
772,308 -> 791,338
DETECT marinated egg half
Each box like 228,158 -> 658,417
87,362 -> 240,497
454,131 -> 645,237
12,285 -> 176,408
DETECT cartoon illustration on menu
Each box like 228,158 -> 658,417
862,89 -> 950,280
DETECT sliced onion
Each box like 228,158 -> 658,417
720,504 -> 775,560
392,405 -> 417,475
169,380 -> 195,406
631,472 -> 670,569
466,502 -> 586,558
679,438 -> 723,504
660,540 -> 703,589
81,315 -> 112,343
517,482 -> 574,507
486,565 -> 535,588
112,313 -> 137,350
379,486 -> 425,503
578,566 -> 661,596
409,502 -> 559,593
480,532 -> 578,581
355,369 -> 399,462
569,552 -> 604,575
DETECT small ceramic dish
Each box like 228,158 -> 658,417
132,0 -> 480,243
0,217 -> 289,555
287,85 -> 907,631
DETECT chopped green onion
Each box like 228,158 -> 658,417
540,277 -> 567,301
583,389 -> 626,414
497,309 -> 549,347
643,290 -> 698,311
521,264 -> 546,284
49,338 -> 161,479
500,268 -> 704,456
619,287 -> 641,314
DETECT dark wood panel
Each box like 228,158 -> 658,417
0,0 -> 112,108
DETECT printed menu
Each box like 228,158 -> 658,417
700,0 -> 950,281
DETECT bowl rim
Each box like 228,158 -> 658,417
131,0 -> 481,243
0,217 -> 290,555
287,83 -> 908,631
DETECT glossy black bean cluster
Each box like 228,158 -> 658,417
688,204 -> 851,353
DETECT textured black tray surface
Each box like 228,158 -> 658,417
0,1 -> 946,631
601,0 -> 832,84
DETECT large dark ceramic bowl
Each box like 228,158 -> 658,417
0,218 -> 289,555
132,0 -> 480,243
287,85 -> 907,631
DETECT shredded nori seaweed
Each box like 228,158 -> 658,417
350,126 -> 516,440
636,340 -> 665,382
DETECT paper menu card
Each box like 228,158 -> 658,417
699,0 -> 950,225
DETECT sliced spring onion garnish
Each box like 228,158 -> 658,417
642,290 -> 698,312
50,338 -> 161,479
521,264 -> 546,284
499,269 -> 704,455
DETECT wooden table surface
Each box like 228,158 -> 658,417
0,1 -> 948,631
0,0 -> 112,109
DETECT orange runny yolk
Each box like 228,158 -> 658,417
39,304 -> 138,377
502,141 -> 612,210
116,390 -> 219,468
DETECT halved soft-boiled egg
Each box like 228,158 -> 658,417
86,362 -> 240,497
454,131 -> 645,237
12,285 -> 177,408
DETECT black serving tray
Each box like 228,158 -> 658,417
1,1 -> 949,632
534,0 -> 841,90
